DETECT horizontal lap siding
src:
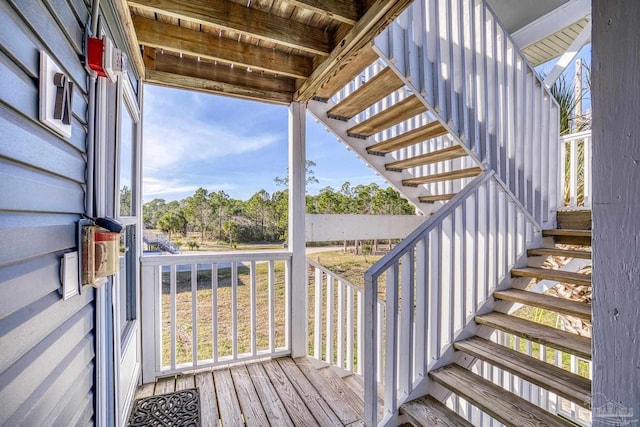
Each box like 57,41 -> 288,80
0,0 -> 94,425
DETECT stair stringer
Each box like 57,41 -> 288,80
308,99 -> 445,217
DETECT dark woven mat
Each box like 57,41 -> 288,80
127,388 -> 201,427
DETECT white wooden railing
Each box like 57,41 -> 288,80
364,171 -> 537,426
140,251 -> 291,382
307,258 -> 381,375
560,130 -> 592,208
375,0 -> 561,229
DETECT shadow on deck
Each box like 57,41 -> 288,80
133,357 -> 381,426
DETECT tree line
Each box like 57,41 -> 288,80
143,182 -> 414,244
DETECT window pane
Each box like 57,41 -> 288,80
119,106 -> 134,216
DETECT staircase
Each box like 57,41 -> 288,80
303,0 -> 589,425
401,210 -> 591,426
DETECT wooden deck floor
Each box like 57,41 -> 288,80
134,357 -> 378,426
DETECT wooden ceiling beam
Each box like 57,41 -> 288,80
284,0 -> 361,26
148,53 -> 294,104
112,0 -> 145,78
128,0 -> 331,56
294,0 -> 413,101
133,16 -> 312,79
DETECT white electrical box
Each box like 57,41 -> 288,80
60,251 -> 80,300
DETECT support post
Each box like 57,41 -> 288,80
592,1 -> 640,425
288,101 -> 307,357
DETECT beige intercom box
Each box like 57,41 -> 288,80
82,226 -> 119,286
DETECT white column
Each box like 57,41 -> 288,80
288,102 -> 307,357
592,1 -> 640,425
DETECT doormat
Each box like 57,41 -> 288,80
127,388 -> 201,427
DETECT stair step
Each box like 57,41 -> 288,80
455,337 -> 591,409
475,312 -> 592,359
543,229 -> 591,238
401,395 -> 474,427
366,121 -> 448,155
386,145 -> 467,171
430,365 -> 575,427
314,45 -> 380,100
347,95 -> 426,138
403,167 -> 482,187
418,193 -> 455,203
542,229 -> 591,246
494,289 -> 591,320
327,67 -> 404,121
527,247 -> 592,259
511,267 -> 591,287
557,210 -> 591,231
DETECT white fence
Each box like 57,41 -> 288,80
560,130 -> 592,208
363,171 -> 537,426
140,251 -> 291,382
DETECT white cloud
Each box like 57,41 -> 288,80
143,87 -> 278,170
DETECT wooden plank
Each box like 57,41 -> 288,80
261,360 -> 320,426
312,45 -> 379,101
133,16 -> 312,79
342,373 -> 384,421
542,229 -> 592,237
455,337 -> 592,408
213,369 -> 244,426
285,0 -> 360,25
511,266 -> 591,287
230,365 -> 270,427
112,0 -> 145,78
418,194 -> 455,203
134,382 -> 155,399
527,247 -> 592,259
143,46 -> 156,70
326,67 -> 403,120
366,121 -> 448,155
556,210 -> 591,230
403,167 -> 482,187
195,372 -> 219,427
494,288 -> 591,320
385,145 -> 467,171
129,0 -> 331,56
277,358 -> 345,425
475,312 -> 592,359
347,95 -> 426,138
295,0 -> 413,101
292,358 -> 362,424
175,375 -> 195,390
246,362 -> 294,426
430,365 -> 574,426
542,228 -> 592,245
154,377 -> 175,395
401,395 -> 474,427
146,69 -> 293,106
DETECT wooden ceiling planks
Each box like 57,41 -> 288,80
125,0 -> 410,104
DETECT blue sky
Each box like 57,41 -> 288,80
142,45 -> 591,202
142,85 -> 384,202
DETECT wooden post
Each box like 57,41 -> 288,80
288,101 -> 307,358
592,1 -> 640,424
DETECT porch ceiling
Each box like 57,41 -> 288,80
116,0 -> 412,104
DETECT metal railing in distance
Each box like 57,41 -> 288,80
560,130 -> 591,208
140,251 -> 291,382
363,171 -> 537,426
375,0 -> 561,229
306,258 -> 381,376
